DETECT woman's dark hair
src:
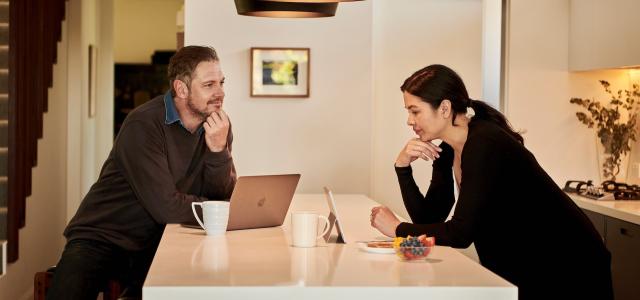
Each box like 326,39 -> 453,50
400,64 -> 523,144
168,45 -> 219,97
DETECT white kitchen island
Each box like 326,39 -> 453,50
143,194 -> 517,300
569,194 -> 640,225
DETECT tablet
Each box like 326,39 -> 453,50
322,187 -> 347,244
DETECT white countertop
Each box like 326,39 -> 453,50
143,194 -> 516,300
569,194 -> 640,225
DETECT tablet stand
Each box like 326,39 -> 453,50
324,210 -> 345,244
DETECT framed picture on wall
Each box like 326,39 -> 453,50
251,47 -> 310,98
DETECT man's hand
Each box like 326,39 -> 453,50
203,110 -> 230,152
395,138 -> 442,167
370,206 -> 402,238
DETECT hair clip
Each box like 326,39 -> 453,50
465,107 -> 476,119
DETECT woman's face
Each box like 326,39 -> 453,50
403,91 -> 448,142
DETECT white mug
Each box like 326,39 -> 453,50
291,211 -> 330,248
192,201 -> 230,236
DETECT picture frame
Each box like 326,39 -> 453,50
88,44 -> 98,117
251,47 -> 310,98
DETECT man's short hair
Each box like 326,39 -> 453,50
168,46 -> 219,97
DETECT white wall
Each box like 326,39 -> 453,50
114,0 -> 182,63
67,0 -> 99,219
506,0 -> 631,187
67,0 -> 114,220
185,0 -> 373,194
79,0 -> 97,209
0,6 -> 69,300
371,0 -> 483,218
65,0 -> 83,222
96,0 -> 115,185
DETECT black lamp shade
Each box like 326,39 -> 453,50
234,0 -> 338,18
262,0 -> 362,2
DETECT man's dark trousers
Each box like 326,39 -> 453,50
46,238 -> 158,300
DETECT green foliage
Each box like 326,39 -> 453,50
569,81 -> 640,181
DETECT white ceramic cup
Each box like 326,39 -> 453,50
291,211 -> 330,248
192,201 -> 230,236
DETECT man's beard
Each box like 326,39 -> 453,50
186,94 -> 211,121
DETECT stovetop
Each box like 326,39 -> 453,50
563,180 -> 640,201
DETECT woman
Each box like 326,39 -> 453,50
370,64 -> 613,299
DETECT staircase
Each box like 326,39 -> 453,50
0,0 -> 68,270
0,0 -> 8,275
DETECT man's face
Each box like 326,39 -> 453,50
186,60 -> 225,120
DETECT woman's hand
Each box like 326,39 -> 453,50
370,206 -> 402,238
395,138 -> 442,167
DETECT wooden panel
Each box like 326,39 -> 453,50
6,0 -> 16,263
36,0 -> 44,139
28,0 -> 37,167
7,0 -> 23,263
45,0 -> 54,91
53,0 -> 61,64
17,0 -> 27,229
21,0 -> 32,228
7,0 -> 69,262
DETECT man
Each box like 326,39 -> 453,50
47,46 -> 236,300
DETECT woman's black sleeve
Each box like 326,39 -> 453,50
395,144 -> 455,224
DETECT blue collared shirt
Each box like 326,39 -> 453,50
163,91 -> 203,135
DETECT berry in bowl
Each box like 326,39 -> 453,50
393,235 -> 435,261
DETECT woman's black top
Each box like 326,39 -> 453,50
394,119 -> 612,299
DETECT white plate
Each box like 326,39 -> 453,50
357,241 -> 395,254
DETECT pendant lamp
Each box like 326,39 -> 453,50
262,0 -> 363,2
234,0 -> 338,18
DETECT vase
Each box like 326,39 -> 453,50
627,130 -> 640,185
595,136 -> 631,183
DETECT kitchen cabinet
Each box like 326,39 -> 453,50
583,208 -> 606,240
606,217 -> 640,300
582,208 -> 640,300
569,0 -> 640,71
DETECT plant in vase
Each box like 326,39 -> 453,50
570,81 -> 640,182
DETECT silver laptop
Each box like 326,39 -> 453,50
226,174 -> 301,231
